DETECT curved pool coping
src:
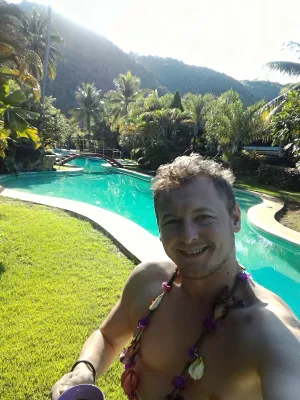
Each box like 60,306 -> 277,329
0,170 -> 299,258
0,187 -> 169,265
247,193 -> 300,247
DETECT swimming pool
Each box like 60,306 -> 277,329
1,157 -> 300,316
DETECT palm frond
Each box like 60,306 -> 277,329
50,33 -> 63,46
285,41 -> 300,54
0,41 -> 15,61
0,2 -> 26,26
48,59 -> 56,80
25,49 -> 43,72
49,46 -> 64,61
266,61 -> 300,77
259,93 -> 286,121
38,16 -> 48,35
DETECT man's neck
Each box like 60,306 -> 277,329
179,260 -> 241,307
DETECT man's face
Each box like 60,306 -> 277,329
156,176 -> 241,280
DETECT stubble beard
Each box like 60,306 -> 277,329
179,236 -> 236,281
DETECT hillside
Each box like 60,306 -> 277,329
241,80 -> 285,102
19,3 -> 283,112
20,3 -> 159,112
135,55 -> 257,106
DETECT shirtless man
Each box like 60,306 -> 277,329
52,154 -> 300,400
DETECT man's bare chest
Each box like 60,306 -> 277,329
131,289 -> 261,399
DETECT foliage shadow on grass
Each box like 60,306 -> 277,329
0,262 -> 5,278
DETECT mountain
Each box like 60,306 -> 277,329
20,3 -> 159,112
134,55 -> 257,106
241,80 -> 285,102
19,3 -> 284,112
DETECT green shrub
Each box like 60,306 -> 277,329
229,150 -> 265,175
263,155 -> 295,168
257,164 -> 300,191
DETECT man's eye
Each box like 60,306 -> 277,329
164,219 -> 179,225
197,215 -> 212,221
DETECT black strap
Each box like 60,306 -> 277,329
71,360 -> 96,384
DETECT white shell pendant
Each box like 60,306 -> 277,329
149,293 -> 164,311
188,357 -> 205,380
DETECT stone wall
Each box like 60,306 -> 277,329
37,155 -> 56,171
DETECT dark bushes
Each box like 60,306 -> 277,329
257,165 -> 300,191
226,150 -> 300,191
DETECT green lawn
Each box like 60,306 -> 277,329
235,176 -> 300,203
0,197 -> 132,400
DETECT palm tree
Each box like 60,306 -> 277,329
0,0 -> 27,64
143,89 -> 162,111
70,83 -> 104,135
0,1 -> 42,96
261,42 -> 300,120
26,9 -> 64,80
182,93 -> 217,151
105,71 -> 143,128
206,90 -> 265,156
182,94 -> 206,150
266,41 -> 300,78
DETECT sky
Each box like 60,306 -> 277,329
11,0 -> 300,84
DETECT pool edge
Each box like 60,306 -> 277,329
0,186 -> 170,264
246,191 -> 300,247
1,173 -> 299,248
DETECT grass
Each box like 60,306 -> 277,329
277,203 -> 300,233
235,175 -> 300,203
0,197 -> 133,400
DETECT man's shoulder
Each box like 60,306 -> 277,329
124,260 -> 176,324
250,282 -> 300,332
123,260 -> 176,298
129,260 -> 176,284
236,284 -> 300,355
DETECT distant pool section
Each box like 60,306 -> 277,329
1,157 -> 299,317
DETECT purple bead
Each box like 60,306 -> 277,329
238,272 -> 251,282
172,375 -> 186,389
124,360 -> 136,370
137,317 -> 149,329
203,317 -> 216,332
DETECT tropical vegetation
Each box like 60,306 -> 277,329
263,41 -> 300,165
0,0 -> 77,172
26,8 -> 64,80
0,0 -> 299,186
70,82 -> 104,135
267,41 -> 300,78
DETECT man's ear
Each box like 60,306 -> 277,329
232,202 -> 241,233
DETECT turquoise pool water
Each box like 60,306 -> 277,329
2,157 -> 300,316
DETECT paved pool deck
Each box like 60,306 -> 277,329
0,170 -> 299,263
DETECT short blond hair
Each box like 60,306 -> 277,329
152,153 -> 236,215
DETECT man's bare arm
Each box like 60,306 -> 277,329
52,261 -> 156,399
257,309 -> 300,400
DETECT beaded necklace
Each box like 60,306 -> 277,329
120,269 -> 251,400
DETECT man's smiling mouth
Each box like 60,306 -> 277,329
179,246 -> 209,256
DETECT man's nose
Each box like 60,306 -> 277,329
180,220 -> 199,244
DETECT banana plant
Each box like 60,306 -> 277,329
0,120 -> 8,158
0,81 -> 41,158
0,65 -> 41,100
